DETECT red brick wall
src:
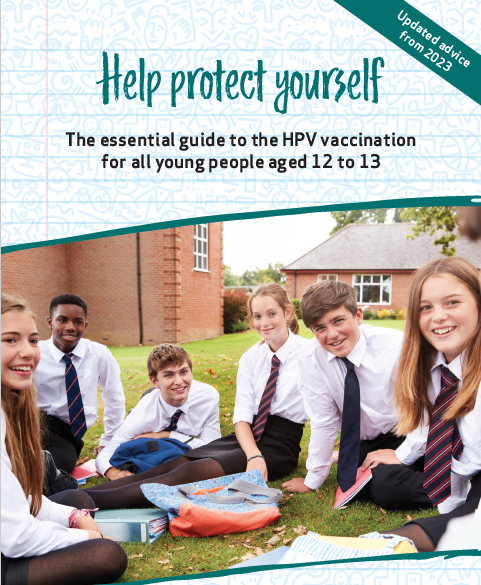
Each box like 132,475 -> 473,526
285,270 -> 413,313
2,245 -> 70,339
178,223 -> 224,342
2,225 -> 224,345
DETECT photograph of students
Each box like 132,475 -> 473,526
34,294 -> 126,473
95,343 -> 221,479
366,257 -> 481,551
1,294 -> 127,585
282,280 -> 405,498
82,283 -> 310,509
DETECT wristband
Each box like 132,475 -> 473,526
246,454 -> 264,464
68,508 -> 98,529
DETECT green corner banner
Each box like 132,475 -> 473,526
333,0 -> 481,106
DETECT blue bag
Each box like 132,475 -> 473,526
109,438 -> 191,474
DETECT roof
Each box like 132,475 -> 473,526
283,223 -> 481,271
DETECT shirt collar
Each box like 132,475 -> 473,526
264,329 -> 296,364
326,327 -> 366,367
48,336 -> 86,363
431,351 -> 463,381
159,389 -> 191,415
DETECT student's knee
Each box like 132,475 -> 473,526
48,489 -> 95,511
103,541 -> 128,581
366,465 -> 406,509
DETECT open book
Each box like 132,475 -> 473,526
334,467 -> 373,509
95,508 -> 169,544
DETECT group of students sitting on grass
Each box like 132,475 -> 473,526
2,255 -> 481,585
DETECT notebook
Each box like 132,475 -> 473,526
95,508 -> 168,544
71,460 -> 100,483
334,467 -> 372,509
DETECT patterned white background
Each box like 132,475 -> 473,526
2,0 -> 481,245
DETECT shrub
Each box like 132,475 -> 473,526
397,309 -> 407,320
377,309 -> 390,320
292,298 -> 302,319
223,290 -> 248,332
363,309 -> 378,320
225,321 -> 248,333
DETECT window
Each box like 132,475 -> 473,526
194,224 -> 208,271
352,274 -> 391,304
317,274 -> 338,282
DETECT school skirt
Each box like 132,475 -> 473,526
184,414 -> 304,480
408,469 -> 481,546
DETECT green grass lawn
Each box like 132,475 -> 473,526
81,319 -> 436,581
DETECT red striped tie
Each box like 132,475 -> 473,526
251,355 -> 281,442
423,365 -> 463,506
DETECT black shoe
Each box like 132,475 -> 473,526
43,450 -> 79,496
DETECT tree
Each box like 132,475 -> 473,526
223,265 -> 241,286
330,208 -> 388,234
236,262 -> 286,286
401,206 -> 457,256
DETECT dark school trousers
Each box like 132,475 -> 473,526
410,470 -> 481,547
356,431 -> 433,509
41,414 -> 84,474
364,445 -> 433,510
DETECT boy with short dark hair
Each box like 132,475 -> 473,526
35,293 -> 126,473
282,280 -> 404,495
95,343 -> 221,480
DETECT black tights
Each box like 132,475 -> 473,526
83,456 -> 225,509
1,491 -> 128,585
382,525 -> 434,552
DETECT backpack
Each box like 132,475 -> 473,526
109,437 -> 191,474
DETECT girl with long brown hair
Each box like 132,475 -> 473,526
1,294 -> 127,585
361,258 -> 481,551
83,283 -> 310,508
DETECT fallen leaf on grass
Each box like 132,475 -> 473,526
172,546 -> 185,551
241,553 -> 256,561
242,538 -> 252,543
380,508 -> 387,514
129,553 -> 143,559
188,567 -> 194,570
157,560 -> 169,564
222,535 -> 228,538
254,547 -> 264,556
317,492 -> 323,500
406,515 -> 413,522
283,538 -> 292,545
338,506 -> 348,510
228,557 -> 239,563
228,545 -> 235,549
273,525 -> 286,533
242,543 -> 255,550
292,525 -> 307,535
163,566 -> 174,570
266,535 -> 281,546
266,543 -> 273,549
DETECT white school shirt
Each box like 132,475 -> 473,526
395,351 -> 481,513
233,330 -> 309,426
299,324 -> 404,490
96,380 -> 221,476
1,410 -> 88,558
35,337 -> 126,447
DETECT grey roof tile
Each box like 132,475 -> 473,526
283,223 -> 481,271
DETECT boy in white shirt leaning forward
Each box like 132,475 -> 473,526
95,343 -> 221,480
283,281 -> 405,503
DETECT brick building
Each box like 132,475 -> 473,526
283,223 -> 481,311
2,224 -> 224,345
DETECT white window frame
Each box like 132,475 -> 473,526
317,274 -> 338,283
194,224 -> 209,272
352,274 -> 392,305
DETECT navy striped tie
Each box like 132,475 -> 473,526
166,409 -> 183,431
252,355 -> 281,442
61,353 -> 87,439
423,365 -> 464,506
